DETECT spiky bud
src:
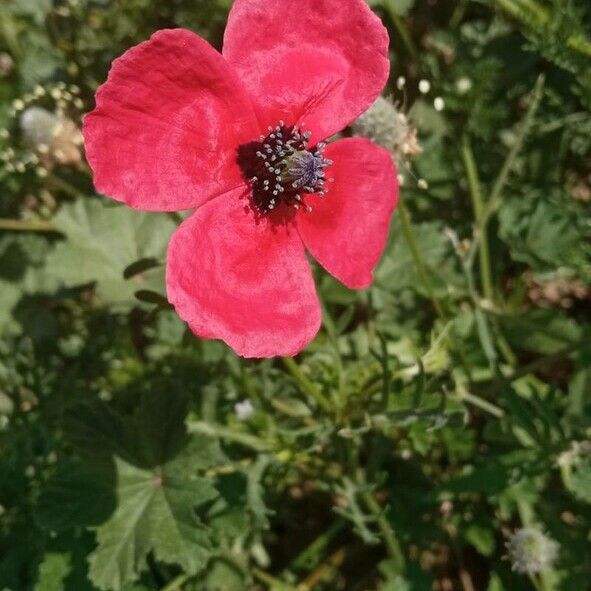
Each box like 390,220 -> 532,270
351,96 -> 421,166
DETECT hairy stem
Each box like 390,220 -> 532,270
187,420 -> 270,452
462,135 -> 494,302
481,75 -> 545,226
0,218 -> 57,233
160,575 -> 189,591
398,199 -> 446,318
362,488 -> 405,570
282,357 -> 332,412
381,0 -> 419,60
252,568 -> 297,591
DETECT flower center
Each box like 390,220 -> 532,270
237,122 -> 333,214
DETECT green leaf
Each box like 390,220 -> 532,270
464,524 -> 496,556
134,289 -> 171,307
34,553 -> 71,591
45,199 -> 176,308
568,457 -> 591,504
375,220 -> 463,297
499,309 -> 583,354
37,458 -> 116,532
123,258 -> 161,279
498,191 -> 591,276
87,436 -> 220,591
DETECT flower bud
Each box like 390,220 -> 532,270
506,527 -> 559,574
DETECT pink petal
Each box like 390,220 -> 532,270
223,0 -> 390,142
297,138 -> 398,289
166,190 -> 322,358
83,29 -> 260,212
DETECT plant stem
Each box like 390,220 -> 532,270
381,0 -> 418,61
398,199 -> 446,318
362,489 -> 405,570
160,574 -> 189,591
458,391 -> 505,418
284,519 -> 347,575
528,574 -> 544,591
0,218 -> 57,233
481,75 -> 545,227
462,135 -> 494,302
282,357 -> 332,412
297,547 -> 347,591
187,420 -> 270,452
252,568 -> 297,591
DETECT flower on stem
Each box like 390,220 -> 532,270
83,0 -> 398,358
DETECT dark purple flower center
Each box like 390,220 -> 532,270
237,122 -> 333,214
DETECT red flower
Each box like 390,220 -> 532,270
83,0 -> 398,358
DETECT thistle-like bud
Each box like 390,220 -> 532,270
351,96 -> 421,166
506,527 -> 559,574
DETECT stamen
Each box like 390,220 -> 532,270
237,122 -> 334,214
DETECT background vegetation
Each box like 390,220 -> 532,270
1,0 -> 590,589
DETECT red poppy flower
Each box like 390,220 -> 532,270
83,0 -> 398,358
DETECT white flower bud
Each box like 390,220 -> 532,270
433,97 -> 445,111
20,107 -> 60,148
418,79 -> 431,94
506,527 -> 559,574
234,399 -> 255,421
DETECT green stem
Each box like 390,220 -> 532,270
252,568 -> 298,591
381,0 -> 418,61
528,574 -> 544,591
462,135 -> 494,302
481,75 -> 545,227
160,574 -> 189,591
282,357 -> 332,412
457,390 -> 505,418
283,519 -> 347,575
0,218 -> 57,233
362,489 -> 405,571
320,302 -> 346,407
398,200 -> 446,318
187,420 -> 270,452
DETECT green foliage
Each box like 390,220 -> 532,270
45,199 -> 175,307
1,0 -> 591,590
